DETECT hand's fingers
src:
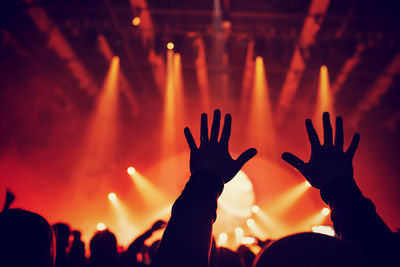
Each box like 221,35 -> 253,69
210,109 -> 221,144
282,152 -> 305,172
220,113 -> 231,146
323,112 -> 333,147
235,148 -> 257,169
335,116 -> 344,152
305,119 -> 321,148
184,127 -> 197,151
200,113 -> 208,146
346,133 -> 360,159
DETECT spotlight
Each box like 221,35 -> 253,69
218,232 -> 228,245
246,218 -> 255,227
305,181 -> 312,187
235,227 -> 244,236
108,193 -> 117,201
167,42 -> 174,50
97,222 -> 106,231
127,167 -> 135,175
321,207 -> 330,216
132,17 -> 141,26
251,205 -> 260,214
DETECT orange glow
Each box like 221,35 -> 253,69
127,166 -> 136,175
314,65 -> 334,133
108,192 -> 117,201
173,53 -> 185,124
321,207 -> 330,216
167,42 -> 174,50
132,17 -> 141,26
248,56 -> 275,154
97,222 -> 106,231
269,181 -> 311,216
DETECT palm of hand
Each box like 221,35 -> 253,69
184,110 -> 257,184
283,113 -> 359,189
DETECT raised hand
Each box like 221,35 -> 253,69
282,112 -> 360,189
184,109 -> 257,183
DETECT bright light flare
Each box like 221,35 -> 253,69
132,17 -> 141,26
235,227 -> 244,236
246,218 -> 256,227
251,205 -> 260,214
217,232 -> 228,246
321,207 -> 330,216
305,181 -> 312,187
241,236 -> 256,245
312,225 -> 335,236
108,192 -> 117,201
97,222 -> 106,231
127,166 -> 136,175
167,42 -> 174,50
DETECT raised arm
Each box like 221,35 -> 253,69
152,110 -> 256,267
282,112 -> 395,266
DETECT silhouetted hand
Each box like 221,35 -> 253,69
184,109 -> 257,183
282,112 -> 360,189
151,220 -> 167,232
2,189 -> 15,211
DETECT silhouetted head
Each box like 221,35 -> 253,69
72,230 -> 82,240
216,247 -> 243,267
52,222 -> 71,249
237,245 -> 255,267
253,232 -> 369,267
0,209 -> 55,267
90,229 -> 118,266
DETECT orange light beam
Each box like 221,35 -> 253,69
108,195 -> 139,246
298,208 -> 331,232
247,219 -> 267,240
174,53 -> 185,124
314,65 -> 334,134
129,170 -> 168,207
162,49 -> 177,157
253,209 -> 287,239
269,181 -> 311,216
248,56 -> 275,155
194,37 -> 210,110
240,40 -> 255,113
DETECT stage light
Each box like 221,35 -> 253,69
241,236 -> 256,245
167,42 -> 174,50
218,232 -> 228,246
246,218 -> 255,227
321,207 -> 330,216
305,181 -> 311,187
97,222 -> 106,231
312,225 -> 335,237
108,192 -> 117,201
235,227 -> 244,236
251,205 -> 260,214
127,167 -> 135,175
132,17 -> 141,26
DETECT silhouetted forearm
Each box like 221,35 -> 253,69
152,171 -> 223,267
320,177 -> 396,265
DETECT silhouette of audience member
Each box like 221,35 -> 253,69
0,208 -> 55,267
280,112 -> 398,266
53,223 -> 71,267
215,247 -> 243,267
152,110 -> 257,267
2,189 -> 15,212
253,232 -> 368,267
69,230 -> 87,267
124,220 -> 166,266
90,229 -> 121,267
236,245 -> 255,267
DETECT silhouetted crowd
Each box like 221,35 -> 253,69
1,111 -> 399,267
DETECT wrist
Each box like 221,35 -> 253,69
320,176 -> 364,206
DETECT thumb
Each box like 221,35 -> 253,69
236,148 -> 257,169
282,152 -> 305,172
